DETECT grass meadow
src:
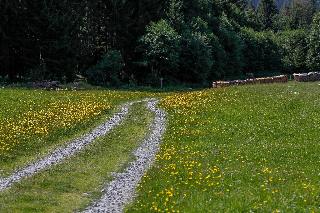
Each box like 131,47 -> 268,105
1,82 -> 320,212
0,102 -> 153,212
129,82 -> 320,212
0,89 -> 153,176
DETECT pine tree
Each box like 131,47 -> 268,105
289,0 -> 317,29
0,0 -> 28,80
0,0 -> 83,81
244,4 -> 261,30
166,0 -> 184,30
257,0 -> 278,30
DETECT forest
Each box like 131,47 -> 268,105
1,0 -> 320,87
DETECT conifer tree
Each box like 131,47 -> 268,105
257,0 -> 278,30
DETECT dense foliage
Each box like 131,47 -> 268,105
0,0 -> 319,86
307,12 -> 320,71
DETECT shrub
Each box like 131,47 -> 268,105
86,50 -> 123,86
307,12 -> 320,71
218,16 -> 244,78
209,35 -> 227,80
141,20 -> 181,81
277,30 -> 308,73
178,17 -> 214,85
240,28 -> 282,74
219,28 -> 244,78
179,31 -> 213,85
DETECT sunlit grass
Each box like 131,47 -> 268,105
0,88 -> 154,176
2,83 -> 320,212
0,103 -> 153,212
129,82 -> 320,212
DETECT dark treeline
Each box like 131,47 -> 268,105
1,0 -> 320,87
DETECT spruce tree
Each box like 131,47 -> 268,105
244,4 -> 261,30
166,0 -> 184,30
0,0 -> 28,80
289,0 -> 317,29
257,0 -> 278,30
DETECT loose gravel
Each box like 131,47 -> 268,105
83,99 -> 166,213
0,101 -> 137,192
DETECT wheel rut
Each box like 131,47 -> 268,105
0,99 -> 167,213
83,99 -> 166,213
0,100 -> 136,191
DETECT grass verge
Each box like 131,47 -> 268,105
0,102 -> 153,212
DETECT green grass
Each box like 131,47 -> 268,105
0,102 -> 153,212
1,83 -> 320,212
129,82 -> 320,212
0,88 -> 154,176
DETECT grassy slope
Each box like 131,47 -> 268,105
0,88 -> 153,176
0,102 -> 153,212
129,82 -> 320,212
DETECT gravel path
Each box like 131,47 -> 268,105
83,99 -> 166,213
0,101 -> 138,192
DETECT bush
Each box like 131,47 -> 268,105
86,50 -> 124,86
240,28 -> 282,74
0,75 -> 8,85
28,61 -> 48,81
177,17 -> 214,85
307,12 -> 320,71
218,16 -> 244,78
209,35 -> 227,80
179,31 -> 213,85
276,30 -> 308,73
219,28 -> 244,78
141,20 -> 181,81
